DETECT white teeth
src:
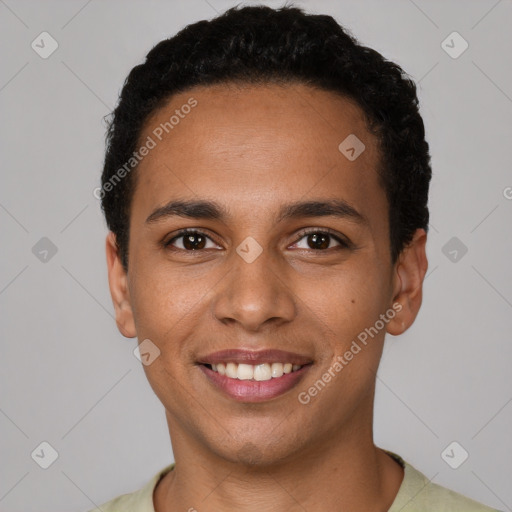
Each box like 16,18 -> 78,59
209,361 -> 304,380
237,363 -> 254,380
271,362 -> 284,378
225,362 -> 238,379
254,363 -> 272,381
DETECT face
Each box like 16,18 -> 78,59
106,83 -> 427,465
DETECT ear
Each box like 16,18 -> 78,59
105,232 -> 137,338
386,228 -> 428,336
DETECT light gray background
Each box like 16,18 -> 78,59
1,0 -> 511,510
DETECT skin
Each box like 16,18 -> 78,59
106,82 -> 428,512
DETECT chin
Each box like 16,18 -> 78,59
211,432 -> 306,468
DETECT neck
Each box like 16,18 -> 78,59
154,410 -> 404,512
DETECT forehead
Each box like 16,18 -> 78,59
132,82 -> 385,227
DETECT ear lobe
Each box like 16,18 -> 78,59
105,232 -> 137,338
386,228 -> 428,336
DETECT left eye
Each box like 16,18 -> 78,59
292,231 -> 347,251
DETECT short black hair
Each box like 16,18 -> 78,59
100,3 -> 431,271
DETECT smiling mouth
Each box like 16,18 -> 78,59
199,362 -> 313,402
197,349 -> 313,401
204,361 -> 305,381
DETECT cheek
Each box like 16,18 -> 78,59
297,259 -> 389,338
129,266 -> 189,340
129,261 -> 221,351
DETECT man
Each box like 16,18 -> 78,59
91,5 -> 500,511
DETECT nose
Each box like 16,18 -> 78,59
212,247 -> 297,332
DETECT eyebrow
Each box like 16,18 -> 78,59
145,199 -> 368,226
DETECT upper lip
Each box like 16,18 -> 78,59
198,349 -> 313,366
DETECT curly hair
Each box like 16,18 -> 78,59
100,4 -> 431,271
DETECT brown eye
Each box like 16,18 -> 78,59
306,233 -> 330,250
165,230 -> 219,251
182,233 -> 206,250
292,229 -> 349,251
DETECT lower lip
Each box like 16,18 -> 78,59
199,364 -> 311,402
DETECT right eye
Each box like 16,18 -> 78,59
164,229 -> 221,251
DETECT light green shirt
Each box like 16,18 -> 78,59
89,451 -> 501,512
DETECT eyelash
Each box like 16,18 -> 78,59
163,228 -> 351,252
